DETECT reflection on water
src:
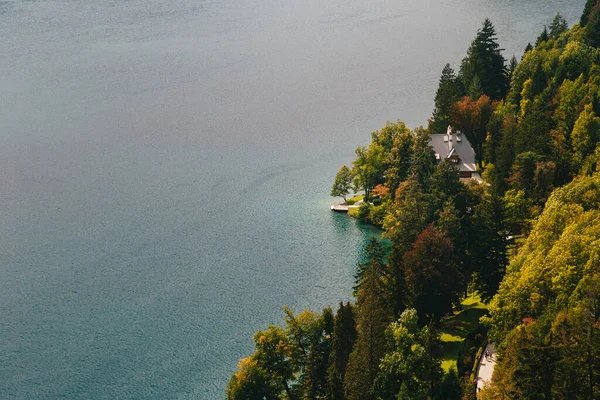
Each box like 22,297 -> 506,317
0,0 -> 586,398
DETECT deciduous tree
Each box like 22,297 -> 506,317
331,165 -> 353,201
403,225 -> 463,323
378,309 -> 443,399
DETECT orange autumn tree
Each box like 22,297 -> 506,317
450,94 -> 498,167
371,184 -> 390,198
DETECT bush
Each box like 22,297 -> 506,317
357,202 -> 371,222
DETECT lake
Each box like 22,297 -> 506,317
0,0 -> 585,398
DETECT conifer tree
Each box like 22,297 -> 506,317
326,303 -> 358,400
409,127 -> 437,185
507,55 -> 518,83
384,177 -> 432,316
429,64 -> 463,134
459,19 -> 507,100
344,239 -> 393,400
548,13 -> 568,38
581,0 -> 600,26
584,2 -> 600,47
469,192 -> 507,300
353,237 -> 386,295
535,25 -> 549,46
303,308 -> 334,399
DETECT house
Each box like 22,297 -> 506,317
429,126 -> 482,182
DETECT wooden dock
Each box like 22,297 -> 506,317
331,204 -> 350,212
331,203 -> 361,212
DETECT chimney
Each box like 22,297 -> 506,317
447,125 -> 453,152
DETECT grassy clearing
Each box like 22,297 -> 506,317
344,194 -> 364,205
439,294 -> 488,372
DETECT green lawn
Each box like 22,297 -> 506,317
344,194 -> 364,205
345,195 -> 363,218
439,294 -> 488,372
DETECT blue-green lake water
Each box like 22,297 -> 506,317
0,0 -> 585,398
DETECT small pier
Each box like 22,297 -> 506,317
331,202 -> 361,212
331,204 -> 350,212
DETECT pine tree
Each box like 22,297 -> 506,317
383,177 -> 432,316
507,55 -> 518,83
459,19 -> 507,100
344,239 -> 393,400
584,2 -> 600,47
326,303 -> 358,400
581,0 -> 600,26
469,192 -> 507,300
303,308 -> 334,399
548,13 -> 568,38
429,64 -> 463,134
410,127 -> 437,185
353,237 -> 386,295
535,25 -> 549,46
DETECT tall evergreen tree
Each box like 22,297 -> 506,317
303,308 -> 335,399
581,0 -> 600,26
429,159 -> 468,211
469,192 -> 507,300
584,2 -> 600,47
344,239 -> 393,400
459,19 -> 507,100
429,64 -> 463,134
410,127 -> 437,185
548,13 -> 568,38
353,237 -> 387,295
326,303 -> 358,400
507,55 -> 518,84
384,177 -> 432,316
535,25 -> 550,46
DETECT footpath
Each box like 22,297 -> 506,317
476,342 -> 496,395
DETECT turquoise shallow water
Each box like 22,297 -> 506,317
0,0 -> 586,398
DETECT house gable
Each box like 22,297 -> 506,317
429,126 -> 480,181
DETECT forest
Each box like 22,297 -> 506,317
227,1 -> 600,398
